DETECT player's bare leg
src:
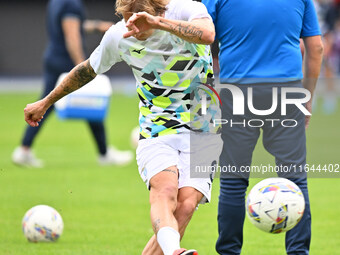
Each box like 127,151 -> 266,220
149,166 -> 179,232
146,166 -> 180,255
142,186 -> 203,255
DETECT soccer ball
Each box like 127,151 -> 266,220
22,205 -> 64,242
130,126 -> 140,148
246,178 -> 305,234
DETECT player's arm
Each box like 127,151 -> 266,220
302,35 -> 324,128
124,12 -> 215,45
62,16 -> 85,65
24,60 -> 96,127
158,16 -> 215,44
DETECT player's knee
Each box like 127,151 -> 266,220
176,198 -> 197,219
150,185 -> 178,205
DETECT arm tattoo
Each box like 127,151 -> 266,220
160,20 -> 203,41
163,168 -> 178,175
153,218 -> 161,233
63,60 -> 96,93
47,60 -> 96,104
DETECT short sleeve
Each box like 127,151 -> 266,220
166,0 -> 212,21
201,0 -> 218,24
89,23 -> 123,74
301,0 -> 321,37
61,0 -> 82,20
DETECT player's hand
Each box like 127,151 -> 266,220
123,12 -> 159,38
305,100 -> 312,129
24,100 -> 47,127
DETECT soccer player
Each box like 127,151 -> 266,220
12,0 -> 133,167
202,0 -> 324,254
23,0 -> 220,254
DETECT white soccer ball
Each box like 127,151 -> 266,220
130,126 -> 140,148
246,178 -> 305,234
22,205 -> 64,242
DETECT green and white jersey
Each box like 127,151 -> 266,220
90,0 -> 220,139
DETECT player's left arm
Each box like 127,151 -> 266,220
124,12 -> 215,45
24,60 -> 96,127
302,35 -> 324,128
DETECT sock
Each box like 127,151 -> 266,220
157,227 -> 181,255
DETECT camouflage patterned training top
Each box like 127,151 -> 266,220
89,0 -> 220,139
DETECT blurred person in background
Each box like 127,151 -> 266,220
314,0 -> 338,114
332,19 -> 340,74
12,0 -> 133,167
331,0 -> 340,74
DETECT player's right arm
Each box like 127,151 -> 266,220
24,60 -> 96,127
124,12 -> 215,45
124,0 -> 215,45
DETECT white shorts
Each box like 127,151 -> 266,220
136,132 -> 222,204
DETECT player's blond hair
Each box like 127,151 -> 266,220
116,0 -> 168,16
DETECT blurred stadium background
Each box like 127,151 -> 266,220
0,0 -> 339,254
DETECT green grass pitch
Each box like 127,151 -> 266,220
0,92 -> 339,254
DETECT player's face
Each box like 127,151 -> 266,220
123,12 -> 154,41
